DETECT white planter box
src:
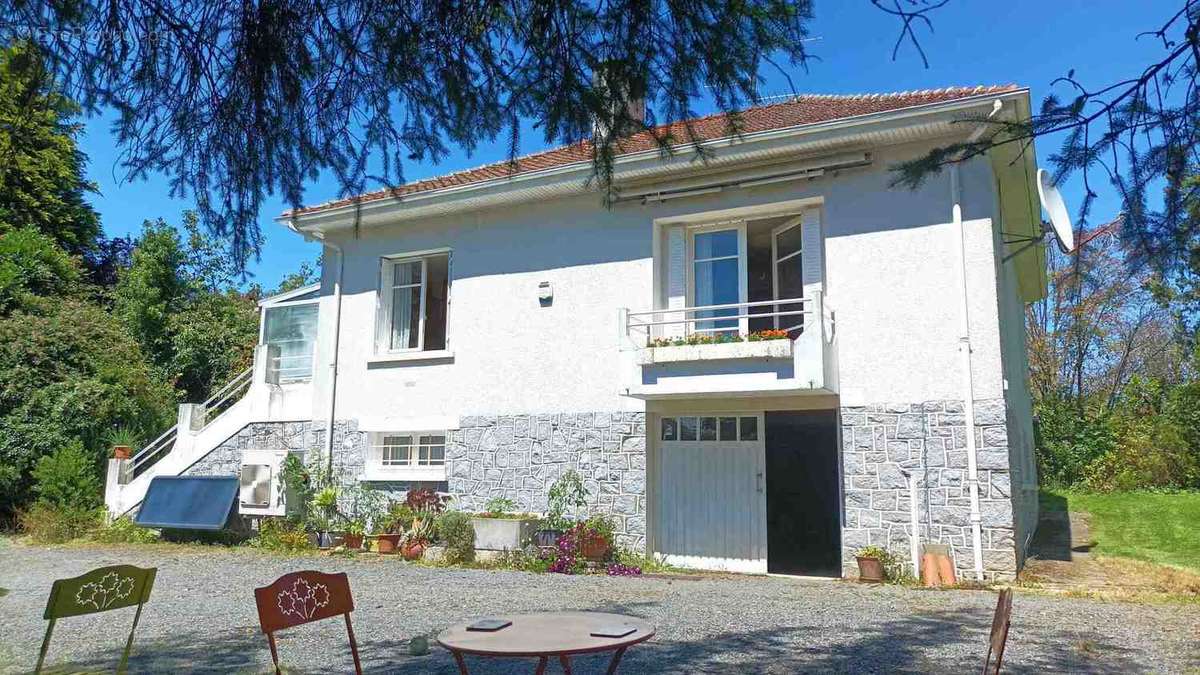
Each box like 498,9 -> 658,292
637,339 -> 793,365
471,517 -> 538,551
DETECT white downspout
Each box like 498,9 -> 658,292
950,165 -> 986,581
285,222 -> 344,474
321,241 -> 344,473
950,99 -> 1002,581
900,468 -> 921,577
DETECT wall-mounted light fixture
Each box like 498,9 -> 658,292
538,281 -> 553,306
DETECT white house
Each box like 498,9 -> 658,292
108,85 -> 1047,581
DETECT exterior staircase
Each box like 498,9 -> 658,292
104,368 -> 253,517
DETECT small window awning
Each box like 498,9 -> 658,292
135,476 -> 239,530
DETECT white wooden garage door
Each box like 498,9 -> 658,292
653,414 -> 767,573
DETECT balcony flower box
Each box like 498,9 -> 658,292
637,338 -> 793,365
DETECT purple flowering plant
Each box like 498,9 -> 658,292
543,518 -> 642,576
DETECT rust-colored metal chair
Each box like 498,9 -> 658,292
983,587 -> 1013,675
254,570 -> 362,675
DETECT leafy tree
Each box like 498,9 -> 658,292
84,234 -> 135,289
1027,213 -> 1200,490
1090,377 -> 1200,490
1033,397 -> 1117,489
0,227 -> 82,313
167,291 -> 259,401
272,259 -> 321,296
114,219 -> 188,367
0,42 -> 99,255
0,296 -> 174,514
32,440 -> 101,510
115,212 -> 260,401
1027,221 -> 1186,411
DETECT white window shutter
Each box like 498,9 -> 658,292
374,260 -> 389,353
664,225 -> 686,338
800,209 -> 823,292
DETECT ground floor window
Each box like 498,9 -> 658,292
365,431 -> 447,481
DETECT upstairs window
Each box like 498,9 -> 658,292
378,252 -> 449,353
262,302 -> 318,382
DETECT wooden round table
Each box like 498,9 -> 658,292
437,611 -> 655,674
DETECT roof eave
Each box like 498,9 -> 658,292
282,88 -> 1030,233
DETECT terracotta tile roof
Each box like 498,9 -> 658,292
290,85 -> 1019,216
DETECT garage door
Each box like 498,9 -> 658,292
653,414 -> 767,573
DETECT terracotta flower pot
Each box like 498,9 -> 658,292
580,535 -> 610,562
374,534 -> 401,554
400,540 -> 426,561
112,445 -> 132,460
344,533 -> 364,550
921,552 -> 941,587
856,556 -> 885,583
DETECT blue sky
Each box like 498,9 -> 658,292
78,0 -> 1177,288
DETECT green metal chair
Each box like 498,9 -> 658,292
35,564 -> 157,674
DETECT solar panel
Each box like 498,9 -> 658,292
135,476 -> 239,530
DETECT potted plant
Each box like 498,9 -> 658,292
344,518 -> 366,550
340,484 -> 383,551
855,545 -> 890,582
537,470 -> 589,547
309,485 -> 341,548
372,503 -> 414,554
400,515 -> 434,560
471,496 -> 539,552
106,427 -> 139,460
576,515 -> 615,561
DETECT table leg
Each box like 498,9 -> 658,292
559,655 -> 573,675
451,650 -> 470,675
534,655 -> 548,675
605,646 -> 628,675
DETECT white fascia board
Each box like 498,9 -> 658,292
258,282 -> 321,307
282,89 -> 1029,233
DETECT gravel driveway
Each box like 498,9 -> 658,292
1,540 -> 1196,674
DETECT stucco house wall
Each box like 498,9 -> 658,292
281,137 -> 1029,577
308,140 -> 1006,419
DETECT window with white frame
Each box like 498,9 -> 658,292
261,303 -> 319,381
690,227 -> 743,334
370,432 -> 446,472
378,252 -> 449,353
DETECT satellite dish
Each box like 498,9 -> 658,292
1037,168 -> 1076,253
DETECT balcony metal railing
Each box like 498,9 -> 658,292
125,368 -> 253,480
624,294 -> 831,340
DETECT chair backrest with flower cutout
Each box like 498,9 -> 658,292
37,564 -> 157,674
254,570 -> 361,675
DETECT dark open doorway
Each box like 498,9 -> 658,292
765,410 -> 842,576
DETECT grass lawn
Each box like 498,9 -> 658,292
1041,490 -> 1200,572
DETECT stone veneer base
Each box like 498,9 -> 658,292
841,399 -> 1017,581
185,412 -> 649,551
185,401 -> 1023,579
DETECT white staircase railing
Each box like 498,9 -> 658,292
124,368 -> 253,481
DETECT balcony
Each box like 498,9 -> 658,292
619,293 -> 838,399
